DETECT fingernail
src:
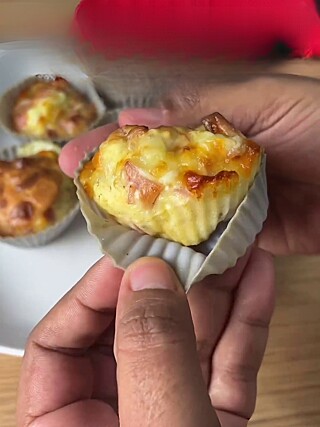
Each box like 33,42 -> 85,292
119,108 -> 169,127
129,258 -> 177,291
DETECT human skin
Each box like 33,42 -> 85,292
17,252 -> 274,427
19,73 -> 319,426
60,74 -> 320,255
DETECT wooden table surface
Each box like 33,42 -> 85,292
1,2 -> 320,426
1,257 -> 320,427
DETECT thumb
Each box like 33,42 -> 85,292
115,258 -> 219,427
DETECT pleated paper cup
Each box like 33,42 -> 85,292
0,74 -> 108,143
75,152 -> 268,292
0,144 -> 79,248
77,53 -> 169,110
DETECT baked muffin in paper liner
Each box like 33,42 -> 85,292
0,74 -> 108,143
75,114 -> 268,291
0,142 -> 79,248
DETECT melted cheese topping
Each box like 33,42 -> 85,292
80,124 -> 262,246
0,142 -> 77,237
12,77 -> 98,140
17,140 -> 61,157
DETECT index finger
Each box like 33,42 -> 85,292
17,256 -> 123,426
59,123 -> 118,177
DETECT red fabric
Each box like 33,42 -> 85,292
73,0 -> 320,59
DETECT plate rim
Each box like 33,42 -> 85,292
0,346 -> 24,357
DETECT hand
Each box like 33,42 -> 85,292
17,251 -> 274,427
60,74 -> 320,255
116,75 -> 320,255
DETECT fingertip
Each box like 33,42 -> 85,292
121,257 -> 181,293
118,109 -> 138,126
59,140 -> 84,177
59,123 -> 118,177
119,108 -> 170,127
77,255 -> 124,308
125,256 -> 172,272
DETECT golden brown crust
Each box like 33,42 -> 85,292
184,170 -> 239,196
0,155 -> 63,237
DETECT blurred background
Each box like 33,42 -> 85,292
0,1 -> 320,427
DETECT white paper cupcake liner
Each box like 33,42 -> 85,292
0,144 -> 79,248
0,74 -> 108,143
92,74 -> 160,110
75,152 -> 268,292
77,53 -> 166,110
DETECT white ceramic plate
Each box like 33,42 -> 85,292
0,213 -> 101,357
0,43 -> 102,356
